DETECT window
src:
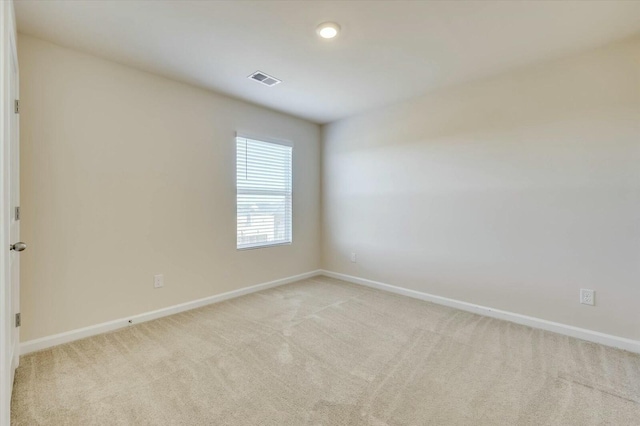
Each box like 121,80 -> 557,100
236,136 -> 292,249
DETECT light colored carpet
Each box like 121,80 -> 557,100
11,276 -> 640,425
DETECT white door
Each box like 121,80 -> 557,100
1,4 -> 20,423
8,23 -> 21,378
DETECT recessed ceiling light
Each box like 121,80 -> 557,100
317,22 -> 340,39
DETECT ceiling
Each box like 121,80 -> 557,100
14,0 -> 640,124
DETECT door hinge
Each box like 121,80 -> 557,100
14,99 -> 19,114
15,313 -> 21,328
15,206 -> 20,221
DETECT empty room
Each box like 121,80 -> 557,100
1,0 -> 639,424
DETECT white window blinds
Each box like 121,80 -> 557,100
236,136 -> 292,249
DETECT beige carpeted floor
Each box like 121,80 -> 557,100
11,276 -> 640,425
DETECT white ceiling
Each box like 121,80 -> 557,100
15,0 -> 640,124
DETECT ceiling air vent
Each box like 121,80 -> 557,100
248,71 -> 281,87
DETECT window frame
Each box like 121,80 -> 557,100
235,133 -> 293,250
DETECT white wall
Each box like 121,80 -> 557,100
322,37 -> 640,341
19,35 -> 321,342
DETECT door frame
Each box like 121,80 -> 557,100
1,1 -> 18,425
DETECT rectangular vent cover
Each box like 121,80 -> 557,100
248,71 -> 281,87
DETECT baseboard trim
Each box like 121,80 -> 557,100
21,269 -> 322,355
320,270 -> 640,354
21,269 -> 639,355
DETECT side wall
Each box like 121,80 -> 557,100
322,37 -> 640,341
19,35 -> 321,341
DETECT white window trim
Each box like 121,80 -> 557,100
235,133 -> 293,250
235,132 -> 293,148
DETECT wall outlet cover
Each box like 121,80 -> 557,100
154,274 -> 164,288
580,288 -> 594,306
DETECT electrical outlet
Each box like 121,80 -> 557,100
580,289 -> 594,306
350,252 -> 357,263
154,274 -> 164,288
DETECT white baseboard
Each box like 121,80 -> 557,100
21,268 -> 640,355
20,270 -> 322,355
320,270 -> 640,354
